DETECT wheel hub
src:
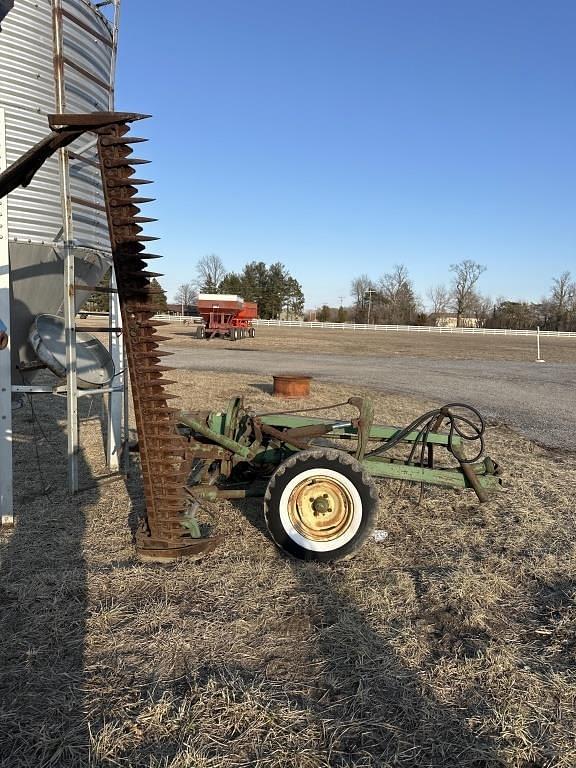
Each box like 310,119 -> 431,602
287,475 -> 354,542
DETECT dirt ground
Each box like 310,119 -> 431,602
1,368 -> 575,767
158,323 -> 576,364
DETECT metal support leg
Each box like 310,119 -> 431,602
64,240 -> 79,492
0,107 -> 13,524
123,362 -> 130,474
107,268 -> 123,469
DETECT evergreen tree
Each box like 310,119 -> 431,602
149,278 -> 168,311
219,261 -> 304,319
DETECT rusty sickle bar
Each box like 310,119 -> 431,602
90,115 -> 220,562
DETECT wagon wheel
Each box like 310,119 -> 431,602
264,449 -> 378,562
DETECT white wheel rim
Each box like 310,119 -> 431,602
278,467 -> 363,552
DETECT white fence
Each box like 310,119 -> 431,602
152,314 -> 202,324
151,315 -> 576,338
252,319 -> 576,338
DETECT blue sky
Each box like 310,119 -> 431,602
115,1 -> 575,310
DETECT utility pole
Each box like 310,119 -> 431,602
338,295 -> 344,307
365,289 -> 377,325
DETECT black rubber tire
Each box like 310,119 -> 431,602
264,448 -> 378,562
230,328 -> 238,341
249,327 -> 256,338
196,325 -> 205,339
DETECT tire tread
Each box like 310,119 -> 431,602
264,448 -> 378,561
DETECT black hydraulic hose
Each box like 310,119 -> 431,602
367,402 -> 485,464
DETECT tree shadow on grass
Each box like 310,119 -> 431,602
109,494 -> 503,768
0,391 -> 98,768
225,496 -> 503,767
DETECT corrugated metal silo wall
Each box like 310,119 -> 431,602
0,0 -> 116,369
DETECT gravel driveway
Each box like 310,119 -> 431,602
166,347 -> 576,450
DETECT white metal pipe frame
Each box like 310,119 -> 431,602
0,0 -> 124,524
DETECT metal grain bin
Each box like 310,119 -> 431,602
0,0 -> 116,369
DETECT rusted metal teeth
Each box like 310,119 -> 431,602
107,178 -> 153,188
116,241 -> 147,253
101,136 -> 149,146
110,204 -> 142,217
117,235 -> 160,242
112,216 -> 157,226
138,365 -> 174,373
109,196 -> 155,207
133,350 -> 173,359
105,157 -> 151,168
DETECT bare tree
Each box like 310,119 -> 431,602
548,271 -> 576,330
174,282 -> 197,311
377,265 -> 419,324
468,293 -> 493,328
197,254 -> 226,293
449,260 -> 486,326
426,283 -> 450,317
350,274 -> 374,321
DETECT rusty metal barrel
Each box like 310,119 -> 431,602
273,374 -> 312,398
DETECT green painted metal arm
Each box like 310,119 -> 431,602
203,409 -> 462,448
362,456 -> 502,491
255,414 -> 462,448
179,413 -> 259,460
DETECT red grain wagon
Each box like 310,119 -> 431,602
233,301 -> 258,337
196,294 -> 258,340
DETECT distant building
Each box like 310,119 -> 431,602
431,312 -> 478,328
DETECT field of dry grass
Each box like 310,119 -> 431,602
1,369 -> 575,767
157,324 -> 576,364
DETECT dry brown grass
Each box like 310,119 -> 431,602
155,323 -> 576,364
1,370 -> 575,767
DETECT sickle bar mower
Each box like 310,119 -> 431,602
177,396 -> 502,562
